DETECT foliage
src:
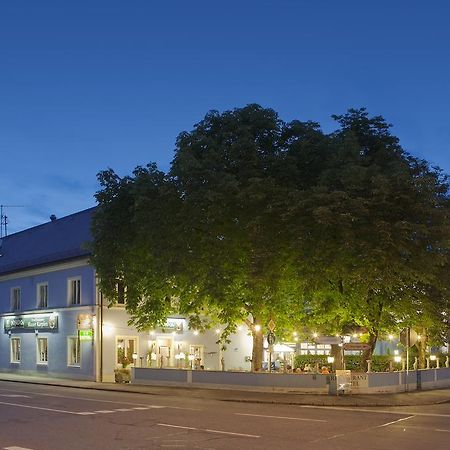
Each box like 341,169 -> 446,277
91,105 -> 450,372
293,354 -> 392,372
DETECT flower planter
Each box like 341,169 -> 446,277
114,368 -> 131,383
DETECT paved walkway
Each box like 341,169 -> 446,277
1,372 -> 450,407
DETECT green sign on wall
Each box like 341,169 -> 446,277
79,329 -> 93,341
4,314 -> 58,332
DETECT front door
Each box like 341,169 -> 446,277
116,336 -> 138,367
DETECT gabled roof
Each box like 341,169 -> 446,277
0,207 -> 95,276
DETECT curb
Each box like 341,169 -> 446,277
1,376 -> 450,408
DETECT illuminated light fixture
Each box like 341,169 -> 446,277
394,350 -> 399,355
388,334 -> 394,340
103,323 -> 114,337
430,354 -> 437,361
149,330 -> 155,336
312,332 -> 318,338
417,335 -> 421,341
188,354 -> 195,361
327,356 -> 335,364
293,331 -> 298,337
237,325 -> 243,331
394,355 -> 402,363
193,330 -> 199,336
352,333 -> 357,338
132,353 -> 138,360
294,337 -> 299,342
254,324 -> 261,332
215,329 -> 221,335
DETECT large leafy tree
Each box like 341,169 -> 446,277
91,105 -> 450,372
169,105 -> 315,370
290,109 -> 450,368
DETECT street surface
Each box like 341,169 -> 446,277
0,380 -> 449,449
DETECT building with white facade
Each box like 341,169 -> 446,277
0,209 -> 254,382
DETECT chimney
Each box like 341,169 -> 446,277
50,214 -> 57,222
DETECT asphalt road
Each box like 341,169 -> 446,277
0,381 -> 449,449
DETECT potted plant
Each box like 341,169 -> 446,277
114,347 -> 132,383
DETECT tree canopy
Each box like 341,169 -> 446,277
91,105 -> 450,370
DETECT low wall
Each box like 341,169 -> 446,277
132,367 -> 329,393
132,367 -> 450,394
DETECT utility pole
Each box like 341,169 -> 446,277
0,205 -> 25,237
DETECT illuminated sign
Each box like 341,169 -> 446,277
79,329 -> 94,341
77,314 -> 94,330
157,318 -> 184,333
4,314 -> 58,332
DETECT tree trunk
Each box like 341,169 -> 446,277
360,291 -> 383,371
361,332 -> 378,371
247,317 -> 264,372
330,344 -> 344,370
251,327 -> 264,372
416,326 -> 427,369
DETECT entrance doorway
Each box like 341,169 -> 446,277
156,337 -> 173,368
116,336 -> 138,367
189,344 -> 204,369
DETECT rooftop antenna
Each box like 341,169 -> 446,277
0,205 -> 25,238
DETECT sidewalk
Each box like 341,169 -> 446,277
1,372 -> 450,407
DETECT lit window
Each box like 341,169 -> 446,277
68,337 -> 81,366
37,282 -> 48,308
11,338 -> 21,363
68,278 -> 81,305
11,287 -> 21,311
37,338 -> 48,364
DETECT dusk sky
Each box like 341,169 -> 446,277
1,0 -> 449,234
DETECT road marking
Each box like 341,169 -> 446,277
157,423 -> 260,438
0,394 -> 31,398
298,405 -> 450,418
235,412 -> 327,423
0,401 -> 79,415
94,410 -> 116,414
114,408 -> 134,412
390,425 -> 450,433
377,416 -> 415,427
4,447 -> 35,450
0,386 -> 199,410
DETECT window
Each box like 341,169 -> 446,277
10,338 -> 21,363
116,281 -> 126,306
116,337 -> 137,367
37,282 -> 48,308
68,278 -> 81,305
37,338 -> 48,364
11,287 -> 21,311
67,337 -> 81,366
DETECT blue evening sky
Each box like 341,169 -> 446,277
1,0 -> 449,233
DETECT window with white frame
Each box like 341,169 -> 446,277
67,336 -> 81,366
37,337 -> 48,364
11,287 -> 21,311
116,281 -> 126,306
68,278 -> 81,305
37,282 -> 48,308
10,338 -> 21,363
